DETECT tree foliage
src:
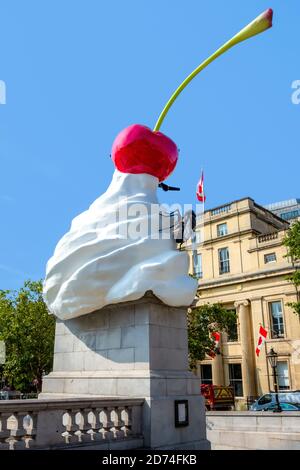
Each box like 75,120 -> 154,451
0,280 -> 55,392
187,303 -> 237,369
283,221 -> 300,316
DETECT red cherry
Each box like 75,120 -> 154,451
111,124 -> 178,182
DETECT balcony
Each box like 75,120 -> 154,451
248,230 -> 286,253
258,232 -> 279,243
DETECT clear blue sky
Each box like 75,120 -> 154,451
0,0 -> 299,290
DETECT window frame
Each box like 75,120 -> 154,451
228,363 -> 243,398
193,252 -> 203,279
277,361 -> 290,391
200,364 -> 213,385
217,223 -> 228,237
264,252 -> 277,264
218,247 -> 230,275
195,231 -> 202,244
268,300 -> 285,339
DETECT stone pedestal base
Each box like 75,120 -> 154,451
41,293 -> 209,449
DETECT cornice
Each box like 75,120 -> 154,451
197,265 -> 298,290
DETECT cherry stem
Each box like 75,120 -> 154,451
153,9 -> 273,132
153,40 -> 236,132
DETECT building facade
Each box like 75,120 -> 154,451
264,198 -> 300,223
185,198 -> 300,407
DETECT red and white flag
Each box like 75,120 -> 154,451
256,325 -> 267,357
196,170 -> 206,202
212,331 -> 221,348
208,331 -> 221,358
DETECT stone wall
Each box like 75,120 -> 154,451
207,411 -> 300,450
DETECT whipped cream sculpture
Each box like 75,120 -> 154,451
44,9 -> 273,320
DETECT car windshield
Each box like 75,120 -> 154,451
258,394 -> 272,405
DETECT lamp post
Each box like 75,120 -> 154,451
267,348 -> 282,413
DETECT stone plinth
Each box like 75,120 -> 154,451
41,293 -> 209,449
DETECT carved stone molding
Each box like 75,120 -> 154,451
234,300 -> 249,309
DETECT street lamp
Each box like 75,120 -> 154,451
267,347 -> 282,413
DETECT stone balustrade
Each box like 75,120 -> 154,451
0,398 -> 144,450
258,232 -> 279,243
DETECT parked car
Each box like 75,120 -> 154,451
261,402 -> 300,411
250,391 -> 300,411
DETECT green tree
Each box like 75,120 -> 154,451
0,280 -> 55,392
283,220 -> 300,317
188,303 -> 237,369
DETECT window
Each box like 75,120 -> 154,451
277,362 -> 290,390
227,310 -> 238,342
218,247 -> 230,274
193,252 -> 202,278
264,252 -> 276,264
195,231 -> 202,244
200,364 -> 212,384
217,223 -> 228,237
228,364 -> 243,397
269,301 -> 285,338
258,393 -> 272,405
192,230 -> 202,244
280,209 -> 300,221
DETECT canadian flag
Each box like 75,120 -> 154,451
208,331 -> 221,358
212,331 -> 221,348
256,325 -> 268,357
196,171 -> 206,202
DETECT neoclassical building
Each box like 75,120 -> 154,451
184,197 -> 300,407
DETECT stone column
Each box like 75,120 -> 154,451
40,293 -> 210,450
250,297 -> 269,396
212,335 -> 224,386
234,300 -> 256,398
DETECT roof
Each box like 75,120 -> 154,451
204,197 -> 289,226
264,199 -> 300,211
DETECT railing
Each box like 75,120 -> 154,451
210,205 -> 231,217
258,232 -> 278,243
0,398 -> 144,450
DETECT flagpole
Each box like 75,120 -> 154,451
193,169 -> 205,276
260,299 -> 271,392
